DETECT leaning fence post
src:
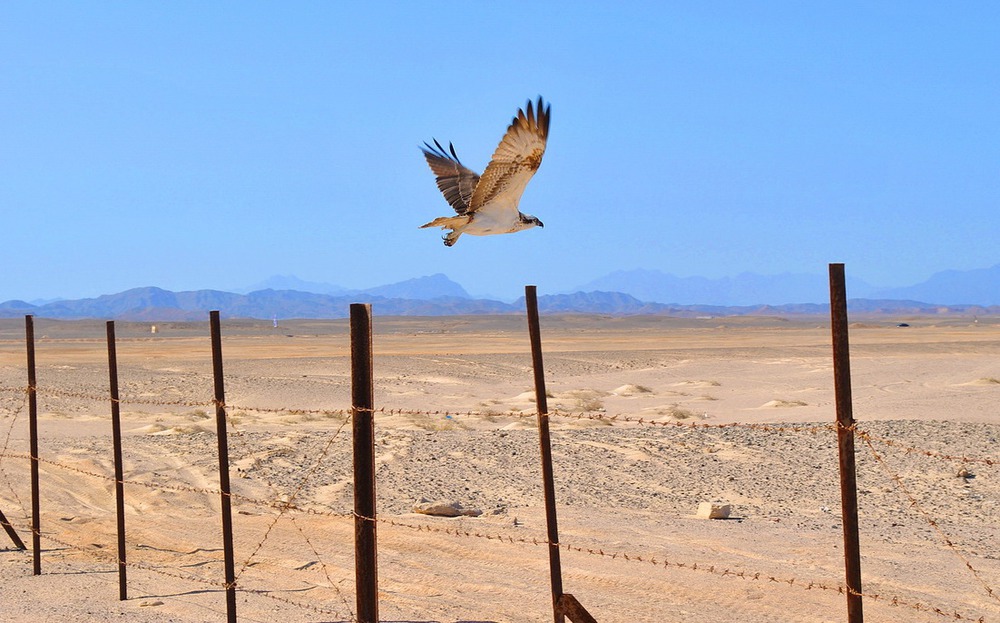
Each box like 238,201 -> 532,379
0,507 -> 25,549
25,315 -> 41,575
209,311 -> 238,623
829,263 -> 864,623
351,303 -> 379,623
106,321 -> 128,600
525,286 -> 566,623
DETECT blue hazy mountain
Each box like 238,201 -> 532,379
237,273 -> 469,300
361,273 -> 470,299
866,264 -> 1000,306
235,275 -> 348,296
574,269 -> 881,306
574,266 -> 1000,306
2,265 -> 999,319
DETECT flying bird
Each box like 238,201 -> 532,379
420,96 -> 550,246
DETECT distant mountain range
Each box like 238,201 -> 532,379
576,264 -> 1000,307
2,266 -> 998,320
234,273 -> 471,299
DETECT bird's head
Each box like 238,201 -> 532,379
521,214 -> 544,229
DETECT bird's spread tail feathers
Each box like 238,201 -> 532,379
419,215 -> 470,246
419,216 -> 468,230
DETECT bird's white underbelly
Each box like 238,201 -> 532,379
466,205 -> 522,235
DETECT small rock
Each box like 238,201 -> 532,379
696,501 -> 731,519
413,499 -> 482,517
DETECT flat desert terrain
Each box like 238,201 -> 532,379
0,314 -> 998,622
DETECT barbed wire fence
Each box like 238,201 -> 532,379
0,277 -> 996,622
0,390 -> 996,621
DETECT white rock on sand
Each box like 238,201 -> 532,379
413,498 -> 483,517
696,501 -> 732,519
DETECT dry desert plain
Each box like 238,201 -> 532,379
0,313 -> 998,622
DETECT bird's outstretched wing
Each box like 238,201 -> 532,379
421,139 -> 481,216
469,96 -> 550,214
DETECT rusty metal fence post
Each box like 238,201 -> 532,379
351,303 -> 379,623
829,264 -> 864,623
106,321 -> 128,600
25,315 -> 41,575
524,286 -> 567,623
0,507 -> 25,549
209,311 -> 238,623
525,287 -> 597,623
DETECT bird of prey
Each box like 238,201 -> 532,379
420,96 -> 550,246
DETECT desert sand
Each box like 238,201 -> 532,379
0,314 -> 998,622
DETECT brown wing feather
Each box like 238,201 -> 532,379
421,139 -> 481,216
469,96 -> 550,213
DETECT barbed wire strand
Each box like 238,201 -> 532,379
855,427 -> 999,607
0,385 -> 861,435
0,391 -> 30,520
10,420 -> 993,607
362,513 -> 987,622
0,449 -> 359,520
287,512 -> 356,618
2,378 -> 998,465
1,382 -> 996,620
16,503 -> 985,623
226,407 -> 355,620
0,401 -> 358,619
2,445 -> 990,622
855,426 -> 997,466
19,521 -> 356,620
234,413 -> 351,580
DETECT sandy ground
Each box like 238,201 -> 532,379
0,314 -> 998,622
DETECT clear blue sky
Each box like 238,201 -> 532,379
2,2 -> 998,302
